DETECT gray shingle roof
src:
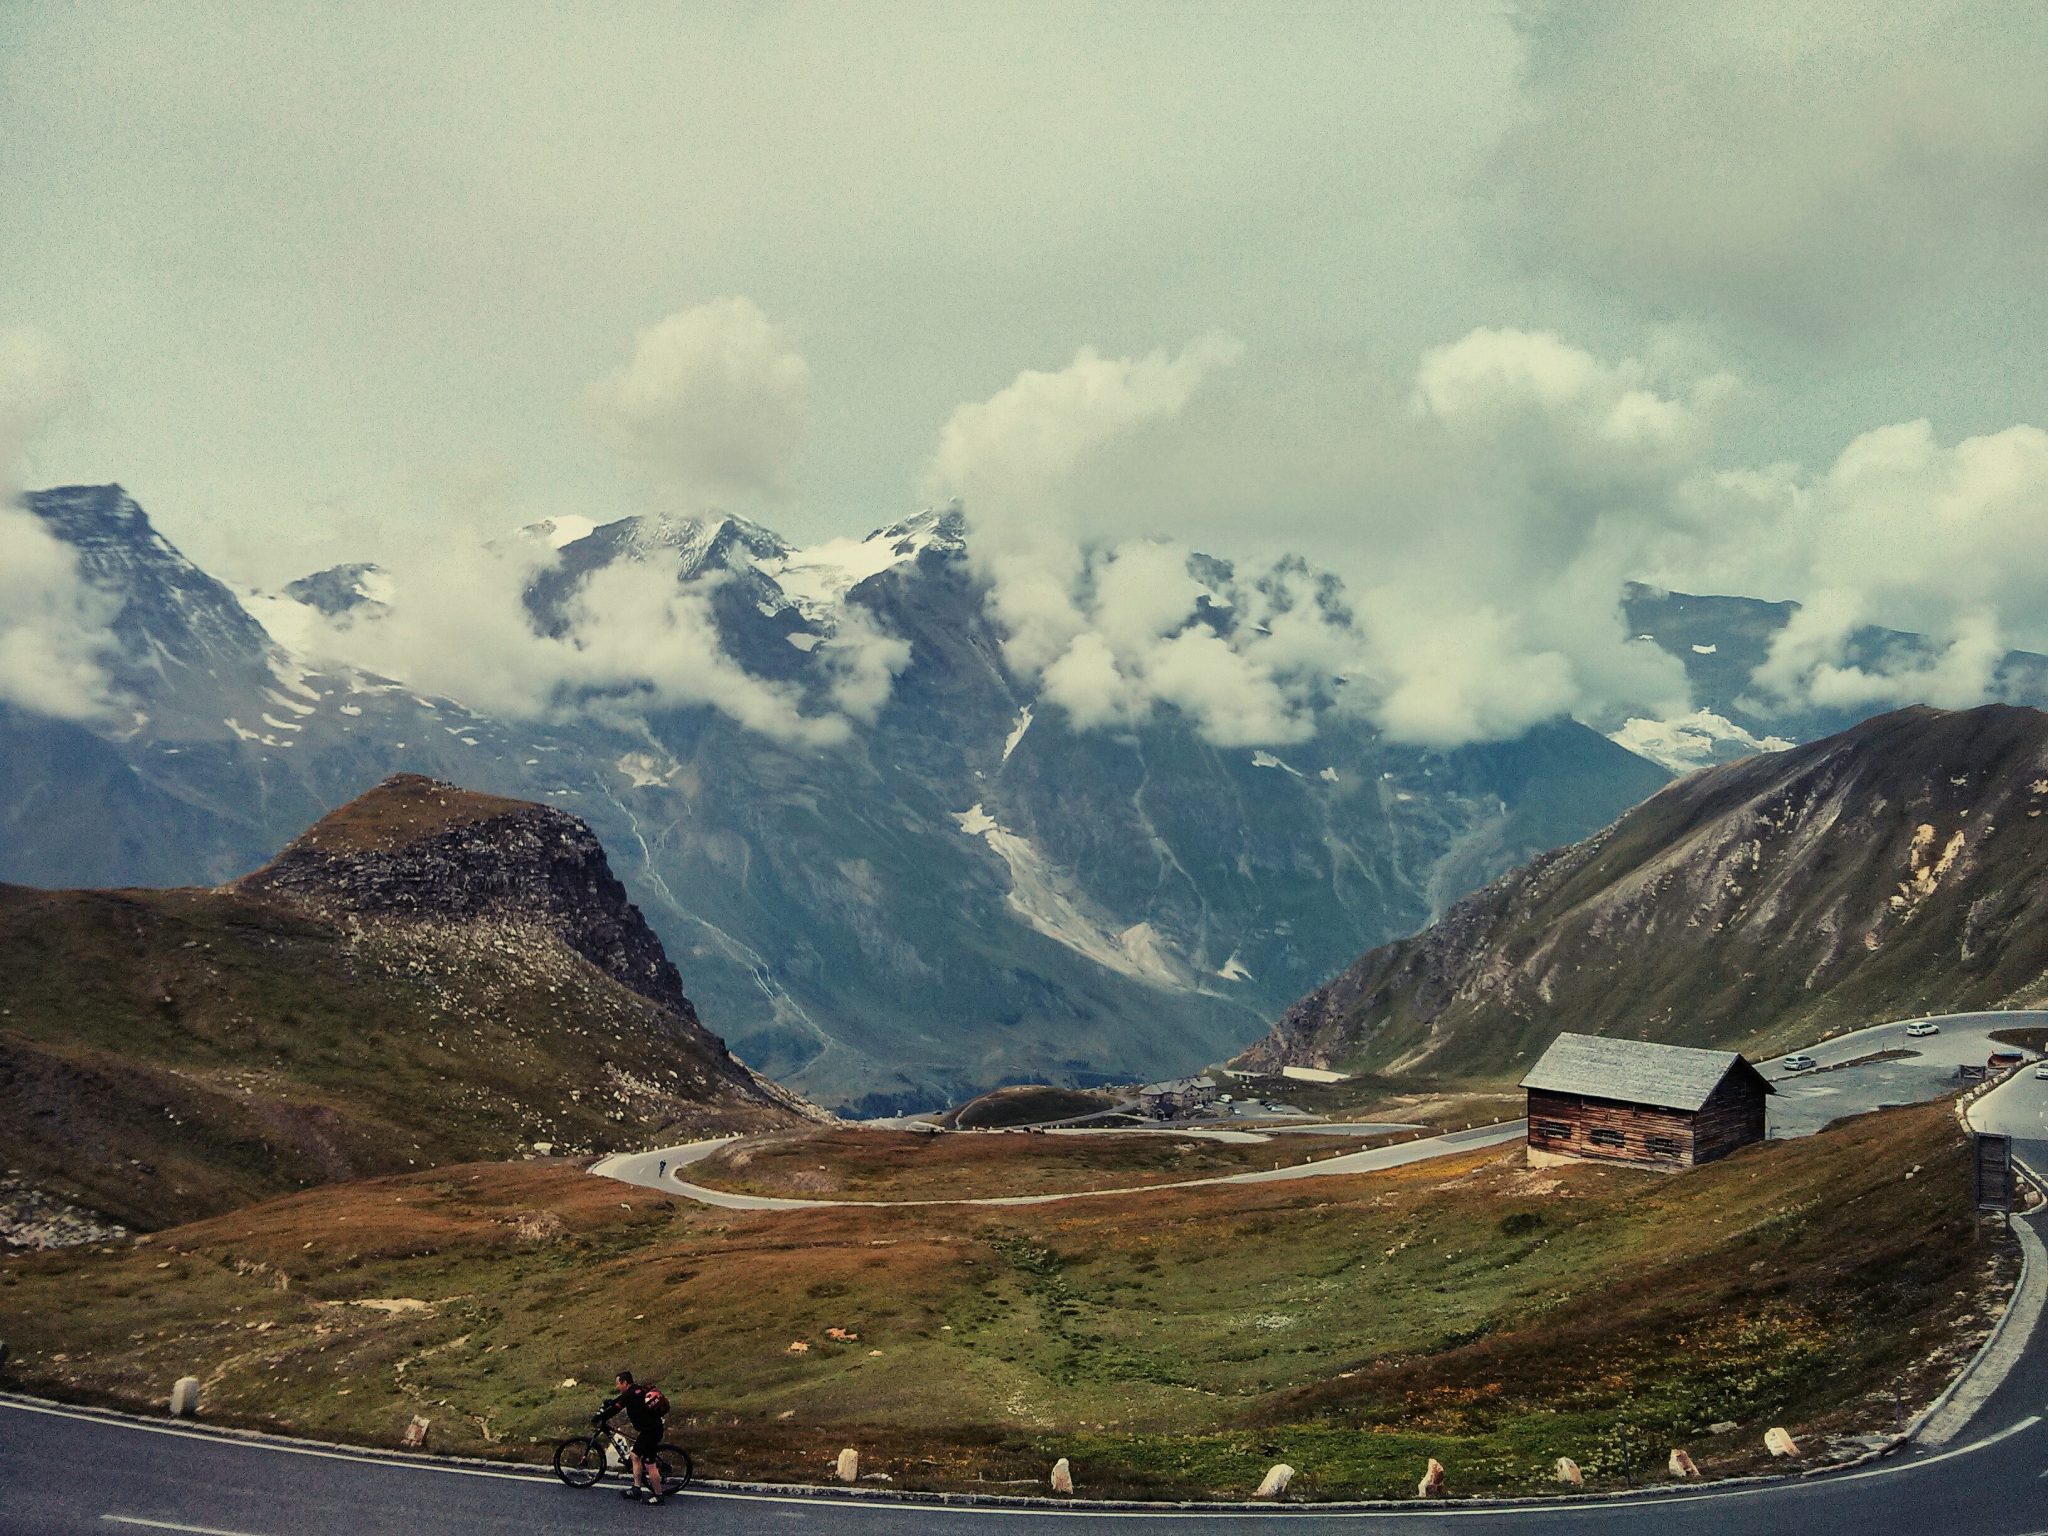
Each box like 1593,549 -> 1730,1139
1520,1032 -> 1772,1112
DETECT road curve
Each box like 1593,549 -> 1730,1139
591,1121 -> 1529,1211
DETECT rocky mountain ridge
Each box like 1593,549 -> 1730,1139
1237,703 -> 2048,1081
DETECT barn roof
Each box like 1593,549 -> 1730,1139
1520,1032 -> 1773,1113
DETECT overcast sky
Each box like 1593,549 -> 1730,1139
4,1 -> 2046,747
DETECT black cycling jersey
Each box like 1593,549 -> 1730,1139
599,1385 -> 665,1434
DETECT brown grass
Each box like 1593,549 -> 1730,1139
688,1127 -> 1384,1200
0,1099 -> 2014,1500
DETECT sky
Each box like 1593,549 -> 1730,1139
2,1 -> 2046,749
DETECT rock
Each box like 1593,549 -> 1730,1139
1554,1457 -> 1582,1486
1669,1449 -> 1698,1478
1708,1421 -> 1739,1435
1050,1457 -> 1074,1495
1253,1464 -> 1295,1500
836,1448 -> 859,1483
169,1377 -> 200,1417
403,1415 -> 430,1448
786,1340 -> 810,1353
1417,1458 -> 1447,1498
826,1327 -> 859,1342
1765,1427 -> 1800,1458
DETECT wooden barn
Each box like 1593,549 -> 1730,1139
1521,1033 -> 1772,1170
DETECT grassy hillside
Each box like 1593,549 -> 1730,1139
1242,704 -> 2048,1081
0,776 -> 812,1237
0,1099 -> 2010,1499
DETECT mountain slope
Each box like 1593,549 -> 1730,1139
3,485 -> 1674,1110
1237,704 -> 2048,1081
0,775 -> 812,1240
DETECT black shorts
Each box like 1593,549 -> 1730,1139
632,1427 -> 661,1460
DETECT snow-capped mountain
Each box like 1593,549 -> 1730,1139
5,485 -> 1678,1112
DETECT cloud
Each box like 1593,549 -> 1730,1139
0,333 -> 116,721
1735,420 -> 2048,709
586,298 -> 809,509
1493,1 -> 2048,343
286,531 -> 871,748
929,334 -> 1243,676
0,504 -> 120,722
925,335 -> 1339,747
918,326 -> 1721,750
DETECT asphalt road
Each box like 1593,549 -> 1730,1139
4,1359 -> 2047,1536
592,1121 -> 1530,1211
1763,1010 -> 2048,1138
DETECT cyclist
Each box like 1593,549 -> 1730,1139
597,1370 -> 669,1504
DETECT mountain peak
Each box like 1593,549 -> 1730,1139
238,774 -> 701,1022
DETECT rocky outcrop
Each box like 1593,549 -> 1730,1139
239,774 -> 700,1025
1239,705 -> 2048,1079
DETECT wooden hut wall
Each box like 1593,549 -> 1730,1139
1690,1073 -> 1768,1165
1526,1088 -> 1694,1166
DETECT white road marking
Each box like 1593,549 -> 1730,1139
104,1517 -> 271,1536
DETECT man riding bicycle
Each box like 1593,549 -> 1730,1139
597,1370 -> 669,1504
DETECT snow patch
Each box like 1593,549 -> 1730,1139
1216,952 -> 1253,982
1002,706 -> 1034,765
952,803 -> 1184,987
1318,766 -> 1339,784
785,632 -> 823,652
616,751 -> 676,788
1690,643 -> 1718,655
1251,751 -> 1302,775
1609,710 -> 1795,775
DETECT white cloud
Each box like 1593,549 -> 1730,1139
1738,420 -> 2048,709
0,504 -> 119,722
291,538 -> 861,748
0,334 -> 115,721
586,298 -> 809,509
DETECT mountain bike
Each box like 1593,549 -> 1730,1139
552,1418 -> 694,1491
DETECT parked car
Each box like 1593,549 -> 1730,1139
2034,1066 -> 2048,1082
1905,1021 -> 1941,1037
1781,1054 -> 1818,1072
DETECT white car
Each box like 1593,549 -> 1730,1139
2034,1066 -> 2048,1082
1905,1021 -> 1941,1038
1781,1054 -> 1818,1072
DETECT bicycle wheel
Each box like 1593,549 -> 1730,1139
553,1435 -> 607,1488
653,1444 -> 694,1489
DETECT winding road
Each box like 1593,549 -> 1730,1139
7,1012 -> 2048,1534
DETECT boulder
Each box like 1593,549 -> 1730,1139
1554,1457 -> 1582,1487
169,1377 -> 200,1418
1253,1464 -> 1295,1500
836,1448 -> 859,1483
1765,1427 -> 1801,1458
1417,1458 -> 1447,1498
1050,1457 -> 1074,1495
1669,1449 -> 1698,1478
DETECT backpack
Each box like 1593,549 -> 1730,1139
639,1385 -> 669,1417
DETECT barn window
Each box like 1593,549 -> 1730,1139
1536,1120 -> 1573,1139
1645,1134 -> 1681,1157
1589,1128 -> 1625,1147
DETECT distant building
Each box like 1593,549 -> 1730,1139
1136,1074 -> 1219,1118
1521,1033 -> 1772,1170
